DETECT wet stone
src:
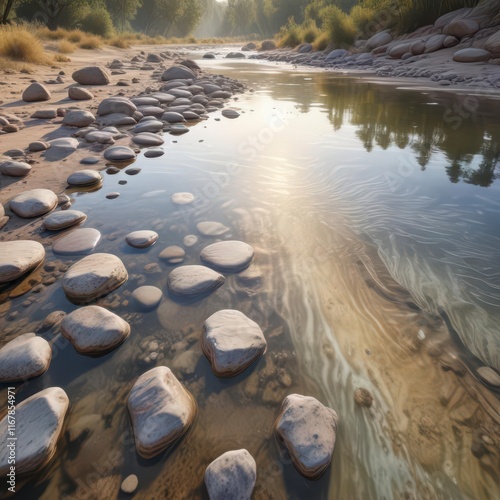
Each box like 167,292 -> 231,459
197,221 -> 230,236
61,305 -> 130,355
354,388 -> 374,408
274,394 -> 338,479
0,333 -> 51,382
67,169 -> 102,187
62,253 -> 128,303
167,265 -> 225,296
132,132 -> 164,146
35,311 -> 66,333
159,245 -> 185,264
125,230 -> 158,248
183,235 -> 198,247
125,167 -> 141,175
200,241 -> 254,272
121,474 -> 138,494
81,157 -> 100,165
44,210 -> 87,231
144,148 -> 164,158
205,449 -> 256,500
0,240 -> 45,283
477,366 -> 500,388
131,285 -> 163,311
171,192 -> 195,205
202,310 -> 267,377
106,192 -> 120,199
222,109 -> 240,119
52,228 -> 101,256
10,189 -> 58,218
0,387 -> 69,476
103,145 -> 136,162
127,366 -> 196,459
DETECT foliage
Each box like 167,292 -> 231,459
106,0 -> 141,32
80,6 -> 114,36
321,4 -> 356,47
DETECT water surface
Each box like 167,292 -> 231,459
1,56 -> 499,499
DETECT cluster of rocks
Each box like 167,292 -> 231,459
249,1 -> 500,89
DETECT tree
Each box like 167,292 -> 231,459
1,0 -> 17,23
106,0 -> 141,31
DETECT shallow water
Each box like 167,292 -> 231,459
1,56 -> 499,499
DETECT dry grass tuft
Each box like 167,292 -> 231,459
79,35 -> 102,50
0,25 -> 51,64
57,40 -> 76,54
54,54 -> 71,62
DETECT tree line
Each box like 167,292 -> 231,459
1,0 -> 483,39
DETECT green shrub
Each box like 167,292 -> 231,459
321,5 -> 356,48
277,17 -> 301,48
301,20 -> 320,44
80,8 -> 115,38
350,5 -> 375,34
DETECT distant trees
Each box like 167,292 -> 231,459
106,0 -> 142,32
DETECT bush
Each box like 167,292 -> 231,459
350,5 -> 375,35
301,20 -> 320,44
277,17 -> 301,48
108,36 -> 131,48
0,25 -> 49,63
321,5 -> 356,48
57,40 -> 76,53
67,30 -> 84,43
313,31 -> 330,51
80,8 -> 114,38
79,35 -> 103,49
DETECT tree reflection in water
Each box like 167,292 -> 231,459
316,78 -> 500,187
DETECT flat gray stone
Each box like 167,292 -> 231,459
68,87 -> 94,100
132,120 -> 163,134
28,141 -> 49,152
44,210 -> 87,231
202,310 -> 266,377
171,192 -> 194,205
62,253 -> 128,303
72,66 -> 111,85
10,189 -> 58,218
159,245 -> 185,264
97,113 -> 136,127
0,240 -> 45,282
183,235 -> 198,247
197,221 -> 230,236
0,387 -> 69,476
453,48 -> 491,62
31,109 -> 57,119
97,97 -> 136,116
61,305 -> 130,355
144,148 -> 164,158
132,132 -> 164,146
127,366 -> 196,458
161,66 -> 196,81
0,333 -> 51,382
168,124 -> 189,135
84,131 -> 115,144
162,111 -> 186,123
200,241 -> 254,272
106,192 -> 120,199
0,160 -> 32,177
22,82 -> 51,102
131,285 -> 163,310
167,265 -> 224,296
104,145 -> 136,162
53,228 -> 101,255
221,109 -> 240,119
63,110 -> 95,128
275,394 -> 338,479
126,230 -> 158,248
81,157 -> 100,165
205,449 -> 256,500
67,169 -> 102,187
45,137 -> 79,161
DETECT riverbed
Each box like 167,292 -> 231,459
1,53 -> 499,499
